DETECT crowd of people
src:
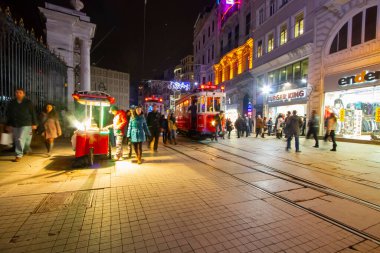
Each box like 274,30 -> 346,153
4,88 -> 338,163
4,88 -> 179,164
226,109 -> 338,153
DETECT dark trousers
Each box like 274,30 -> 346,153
227,130 -> 231,139
149,127 -> 160,150
133,142 -> 143,159
256,128 -> 262,137
162,130 -> 169,144
307,127 -> 319,147
324,130 -> 337,150
287,135 -> 300,151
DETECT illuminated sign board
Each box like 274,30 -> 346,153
338,70 -> 380,86
168,82 -> 191,91
267,88 -> 307,103
219,0 -> 241,26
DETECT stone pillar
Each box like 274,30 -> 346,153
80,39 -> 91,91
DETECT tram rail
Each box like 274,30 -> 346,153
165,142 -> 380,245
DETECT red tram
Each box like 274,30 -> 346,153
144,96 -> 165,114
175,84 -> 226,138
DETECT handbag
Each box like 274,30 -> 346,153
1,132 -> 13,146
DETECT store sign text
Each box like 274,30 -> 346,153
338,70 -> 380,86
267,89 -> 306,103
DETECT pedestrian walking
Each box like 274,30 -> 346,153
324,113 -> 338,151
301,114 -> 307,136
276,114 -> 284,139
127,106 -> 151,164
267,118 -> 273,136
261,117 -> 267,138
255,115 -> 264,138
213,111 -> 224,141
104,106 -> 127,161
168,112 -> 177,145
285,110 -> 303,153
6,88 -> 38,162
245,115 -> 250,137
226,118 -> 233,139
248,116 -> 253,133
306,110 -> 320,148
125,109 -> 133,158
283,111 -> 292,138
39,104 -> 62,156
160,114 -> 169,144
234,114 -> 244,138
146,105 -> 161,151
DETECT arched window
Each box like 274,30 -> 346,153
329,5 -> 378,54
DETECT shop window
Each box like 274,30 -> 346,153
329,22 -> 348,54
267,33 -> 274,52
279,67 -> 287,83
293,62 -> 301,81
301,59 -> 308,80
351,12 -> 363,46
365,6 -> 378,42
280,24 -> 287,45
257,40 -> 263,58
294,12 -> 304,38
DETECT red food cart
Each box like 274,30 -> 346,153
71,91 -> 115,166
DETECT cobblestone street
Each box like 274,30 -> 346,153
0,136 -> 379,253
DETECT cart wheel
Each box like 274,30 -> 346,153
89,148 -> 94,166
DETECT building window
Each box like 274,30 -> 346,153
365,6 -> 377,42
208,26 -> 211,37
212,44 -> 214,60
245,13 -> 251,35
279,0 -> 289,8
258,8 -> 265,25
212,21 -> 215,32
220,40 -> 224,55
351,12 -> 363,46
330,22 -> 348,54
202,55 -> 205,65
294,12 -> 304,38
280,24 -> 287,45
235,25 -> 239,47
257,40 -> 263,58
267,33 -> 274,52
228,32 -> 232,50
203,34 -> 205,44
269,0 -> 276,16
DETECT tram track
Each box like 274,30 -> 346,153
192,141 -> 380,212
203,140 -> 380,190
165,142 -> 380,245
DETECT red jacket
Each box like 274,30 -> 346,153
113,110 -> 127,135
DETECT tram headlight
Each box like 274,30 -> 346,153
211,120 -> 216,126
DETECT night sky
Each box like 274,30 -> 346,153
1,0 -> 211,102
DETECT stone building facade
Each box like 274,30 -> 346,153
90,66 -> 130,110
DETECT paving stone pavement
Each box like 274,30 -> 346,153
0,139 -> 379,253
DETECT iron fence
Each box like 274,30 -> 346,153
0,7 -> 67,123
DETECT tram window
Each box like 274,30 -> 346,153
199,96 -> 206,112
184,100 -> 189,113
207,97 -> 214,112
214,97 -> 221,112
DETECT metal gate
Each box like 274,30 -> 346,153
0,7 -> 67,123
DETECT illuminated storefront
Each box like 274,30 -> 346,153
324,66 -> 380,140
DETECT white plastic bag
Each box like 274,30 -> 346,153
1,133 -> 13,146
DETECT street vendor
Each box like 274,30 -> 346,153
104,106 -> 127,161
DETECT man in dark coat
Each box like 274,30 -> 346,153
306,110 -> 320,148
286,110 -> 303,152
6,88 -> 37,162
146,105 -> 161,151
